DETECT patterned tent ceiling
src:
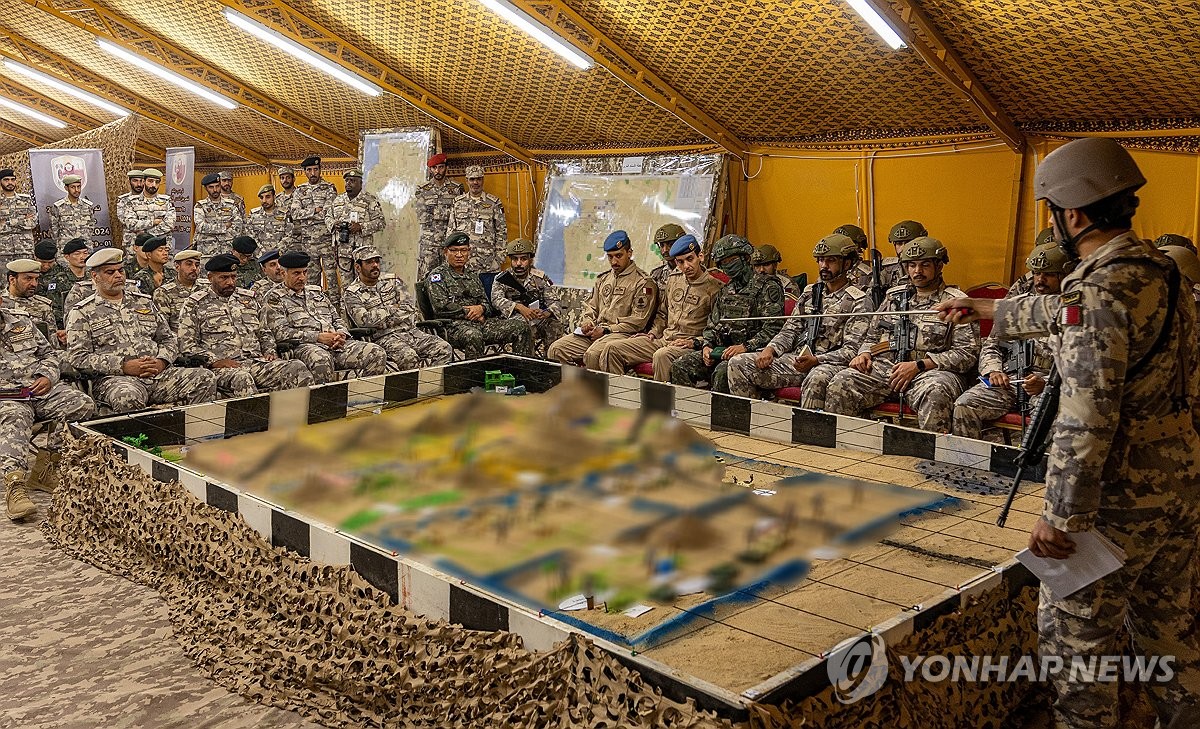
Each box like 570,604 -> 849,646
0,0 -> 1195,164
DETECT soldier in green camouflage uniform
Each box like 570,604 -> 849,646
0,168 -> 37,266
728,234 -> 872,408
152,250 -> 204,332
670,235 -> 784,392
825,237 -> 979,432
264,251 -> 387,383
490,238 -> 564,356
47,174 -> 96,246
445,166 -> 506,274
65,248 -> 218,414
192,173 -> 244,258
414,153 -> 464,280
177,254 -> 313,397
940,137 -> 1200,729
288,156 -> 338,291
426,233 -> 532,359
120,169 -> 175,255
245,184 -> 291,252
5,259 -> 58,344
231,235 -> 263,289
648,223 -> 685,292
344,245 -> 452,370
325,169 -> 385,293
951,240 -> 1067,439
218,170 -> 246,217
132,236 -> 176,296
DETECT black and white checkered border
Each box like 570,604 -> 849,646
76,356 -> 1041,712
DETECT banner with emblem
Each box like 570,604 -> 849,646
28,148 -> 112,248
165,146 -> 195,251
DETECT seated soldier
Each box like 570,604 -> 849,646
152,249 -> 204,332
825,237 -> 979,433
648,223 -> 685,291
5,259 -> 58,345
426,233 -> 533,359
596,234 -> 723,379
728,234 -> 872,408
65,249 -> 144,314
546,230 -> 657,368
231,235 -> 263,289
834,224 -> 874,293
252,249 -> 284,300
0,293 -> 95,520
133,235 -> 175,295
65,248 -> 218,414
177,253 -> 314,397
878,220 -> 928,289
1008,227 -> 1054,298
671,235 -> 784,392
264,251 -> 387,383
42,237 -> 89,330
344,245 -> 452,370
490,238 -> 564,356
751,244 -> 801,300
951,242 -> 1067,439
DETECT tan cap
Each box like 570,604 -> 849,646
464,165 -> 485,179
174,249 -> 202,262
142,169 -> 163,179
126,169 -> 145,178
61,174 -> 82,185
85,247 -> 123,268
343,168 -> 363,179
353,245 -> 382,262
257,184 -> 276,196
5,259 -> 40,274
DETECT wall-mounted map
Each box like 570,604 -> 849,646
361,128 -> 435,285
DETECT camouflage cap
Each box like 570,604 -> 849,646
464,165 -> 485,179
61,174 -> 82,185
898,236 -> 949,264
751,244 -> 782,265
1155,233 -> 1195,253
217,170 -> 233,181
812,233 -> 859,259
506,238 -> 536,256
712,234 -> 753,261
1025,241 -> 1071,274
833,224 -> 868,249
1035,226 -> 1055,247
353,245 -> 383,262
1161,245 -> 1200,284
652,223 -> 686,246
1034,137 -> 1145,208
276,167 -> 295,176
889,220 -> 928,245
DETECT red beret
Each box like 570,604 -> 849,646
427,153 -> 448,168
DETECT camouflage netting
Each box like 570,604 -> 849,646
42,433 -> 730,729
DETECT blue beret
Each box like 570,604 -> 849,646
258,249 -> 280,265
201,173 -> 220,186
669,234 -> 700,258
603,230 -> 630,252
278,251 -> 311,269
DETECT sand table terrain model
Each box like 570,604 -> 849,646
185,381 -> 953,649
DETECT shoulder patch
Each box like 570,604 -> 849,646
1061,290 -> 1082,306
430,273 -> 442,283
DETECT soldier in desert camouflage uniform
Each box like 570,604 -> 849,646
647,223 -> 685,292
151,250 -> 204,333
490,238 -> 564,356
1007,227 -> 1055,299
343,246 -> 451,370
288,156 -> 338,292
251,249 -> 283,301
414,153 -> 464,280
834,224 -> 875,294
5,259 -> 57,345
326,168 -> 385,293
121,169 -> 175,255
245,184 -> 291,252
114,169 -> 144,243
177,253 -> 313,397
0,168 -> 37,266
218,170 -> 245,217
445,165 -> 506,274
48,174 -> 96,246
192,173 -> 243,258
876,219 -> 927,291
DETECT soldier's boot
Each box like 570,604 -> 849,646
5,470 -> 36,521
28,449 -> 60,493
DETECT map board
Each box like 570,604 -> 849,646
361,128 -> 436,285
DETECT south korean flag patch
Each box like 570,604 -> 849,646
429,273 -> 442,283
1060,290 -> 1082,326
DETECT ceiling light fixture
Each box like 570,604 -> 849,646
223,9 -> 383,97
843,0 -> 907,50
0,96 -> 67,128
97,38 -> 238,109
478,0 -> 594,70
4,60 -> 130,117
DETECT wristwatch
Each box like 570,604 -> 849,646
916,359 -> 927,372
602,327 -> 611,336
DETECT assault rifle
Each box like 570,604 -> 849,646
870,249 -> 886,309
494,270 -> 536,305
996,365 -> 1061,527
807,282 -> 825,354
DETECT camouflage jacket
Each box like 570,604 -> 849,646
991,232 -> 1200,532
41,263 -> 87,328
5,294 -> 57,340
651,268 -> 723,341
1008,271 -> 1034,297
325,191 -> 386,252
65,280 -> 142,317
192,198 -> 244,255
250,278 -> 280,301
848,259 -> 873,293
265,285 -> 347,343
178,286 -> 274,363
445,192 -> 505,270
582,264 -> 657,335
236,259 -> 262,290
344,276 -> 420,339
0,305 -> 59,387
490,268 -> 562,320
649,261 -> 675,292
414,179 -> 464,241
859,282 -> 979,372
0,193 -> 37,256
767,282 -> 872,366
245,204 -> 291,250
114,192 -> 134,234
133,265 -> 177,296
222,191 -> 246,218
48,197 -> 97,245
152,279 -> 205,332
288,181 -> 337,230
700,272 -> 785,352
977,284 -> 1052,377
121,194 -> 176,248
65,291 -> 176,375
426,264 -> 494,319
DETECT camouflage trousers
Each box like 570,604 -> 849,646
94,367 -> 218,414
0,384 -> 95,473
288,341 -> 387,384
212,359 -> 315,398
374,329 -> 453,370
445,318 -> 533,360
670,350 -> 739,393
591,336 -> 693,381
952,381 -> 1043,440
726,353 -> 843,410
464,242 -> 502,275
523,316 -> 565,358
296,226 -> 343,310
415,232 -> 442,282
546,332 -> 629,370
824,360 -> 966,432
192,235 -> 231,259
1039,477 -> 1200,727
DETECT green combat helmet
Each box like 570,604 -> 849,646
653,223 -> 686,246
750,244 -> 783,265
833,224 -> 868,250
898,235 -> 949,264
1155,233 -> 1196,254
813,233 -> 859,259
889,220 -> 928,245
505,238 -> 536,256
712,234 -> 754,261
1035,227 -> 1055,247
1025,241 -> 1072,273
1161,245 -> 1200,284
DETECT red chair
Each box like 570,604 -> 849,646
774,387 -> 803,403
963,283 -> 1008,337
632,361 -> 655,378
784,298 -> 798,316
871,400 -> 917,423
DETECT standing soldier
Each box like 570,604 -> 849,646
246,184 -> 290,251
48,174 -> 96,246
446,165 -> 505,274
114,169 -> 145,244
648,223 -> 685,292
728,234 -> 872,409
275,167 -> 299,251
289,155 -> 338,290
825,237 -> 979,432
177,253 -> 313,397
414,153 -> 464,280
491,238 -> 564,355
670,235 -> 785,392
152,250 -> 204,332
43,238 -> 89,328
546,231 -> 657,369
192,172 -> 243,257
426,233 -> 533,359
251,249 -> 283,301
264,251 -> 387,383
596,235 -> 723,379
0,169 -> 37,266
750,244 -> 801,299
218,170 -> 246,217
230,235 -> 262,289
65,248 -> 217,414
121,169 -> 175,256
326,169 -> 385,292
938,137 -> 1200,729
951,241 -> 1067,439
344,246 -> 452,370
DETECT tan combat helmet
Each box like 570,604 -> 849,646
889,220 -> 928,245
653,223 -> 686,247
812,234 -> 859,259
750,244 -> 783,265
898,236 -> 949,264
1035,227 -> 1055,247
1161,246 -> 1200,285
1025,241 -> 1072,274
505,238 -> 536,257
833,224 -> 868,250
1155,233 -> 1196,254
